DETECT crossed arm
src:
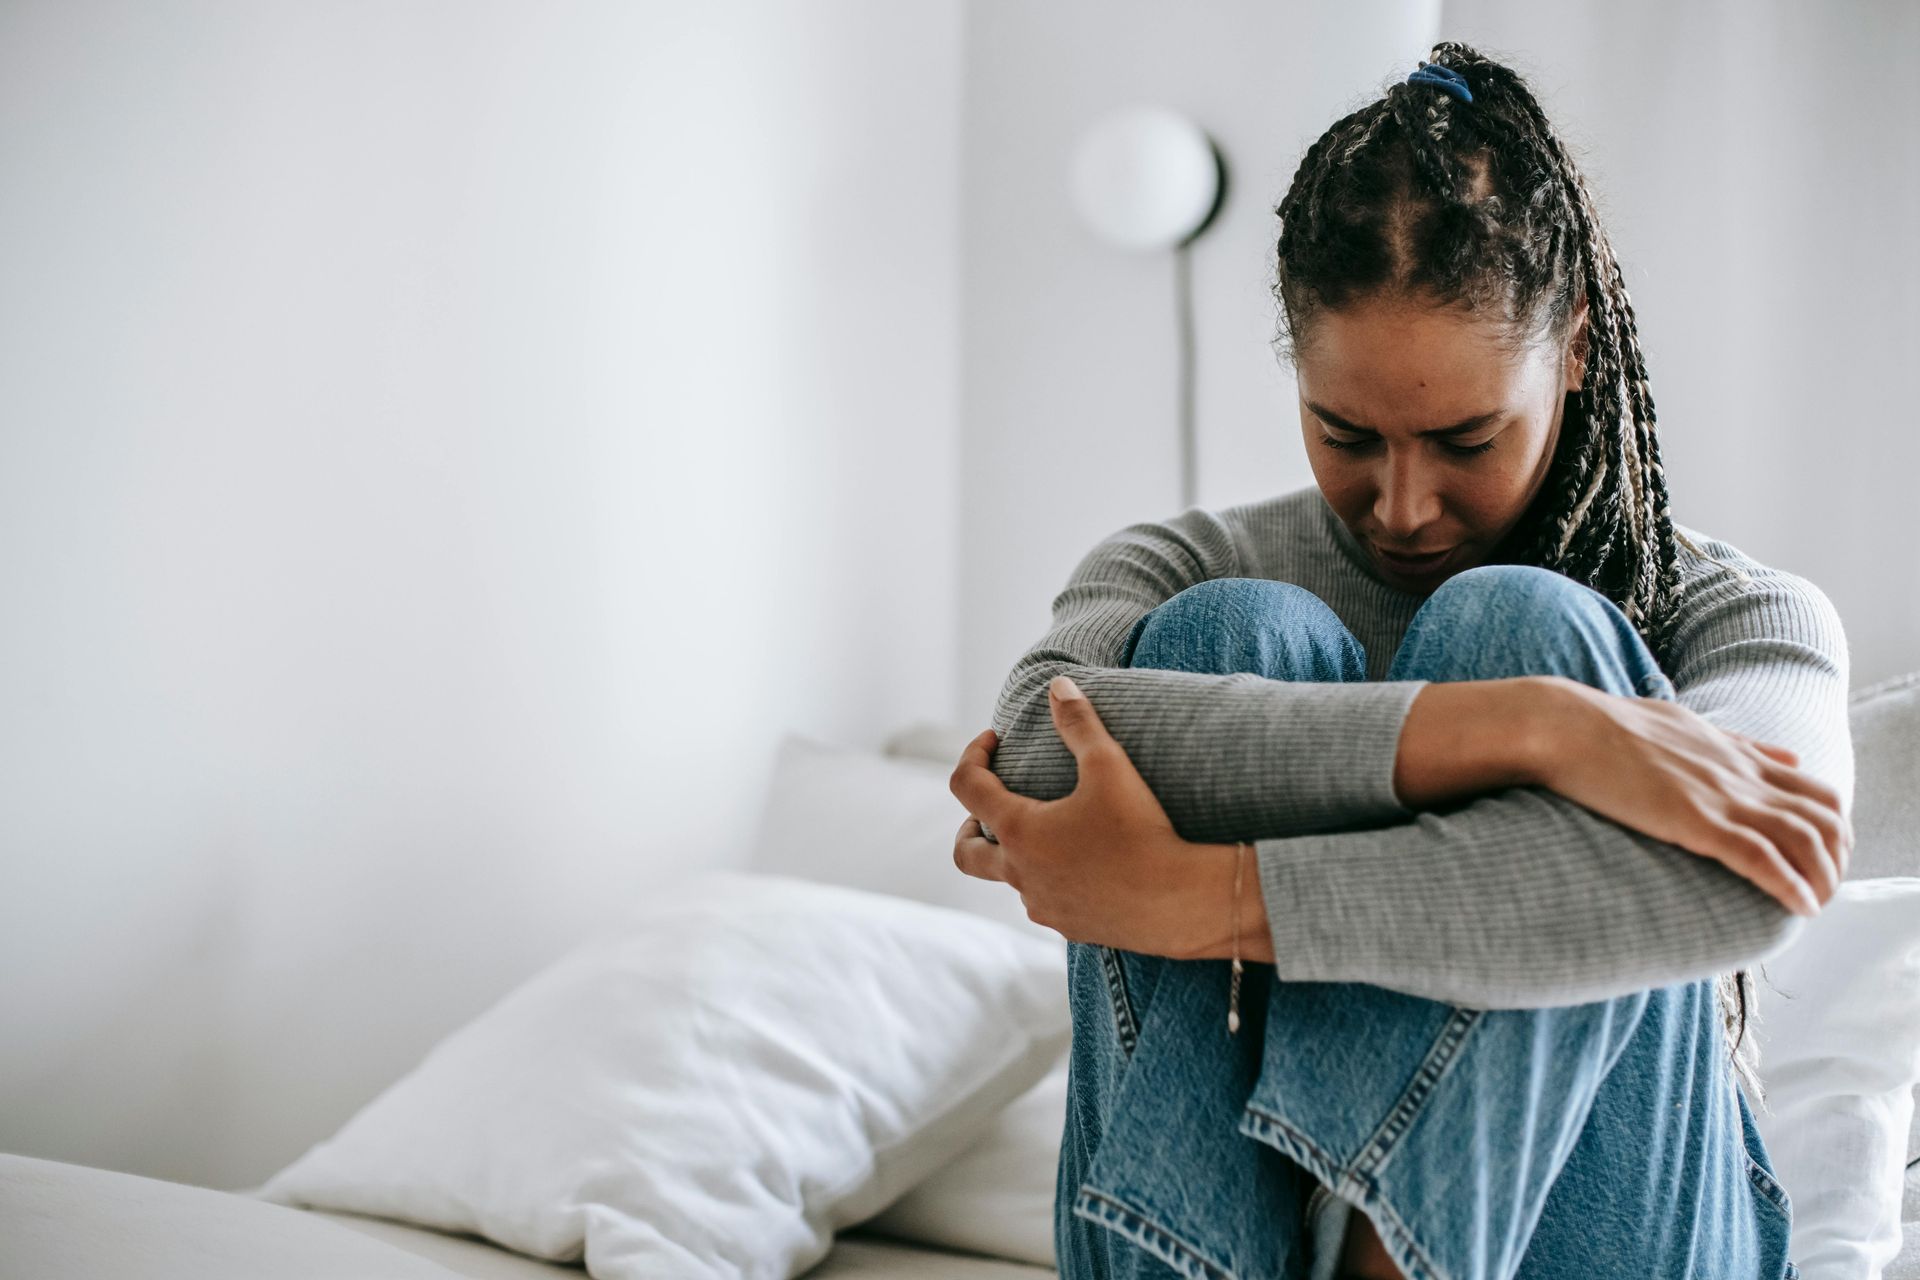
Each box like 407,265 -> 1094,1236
953,511 -> 1854,1010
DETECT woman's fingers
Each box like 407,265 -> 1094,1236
1772,785 -> 1852,883
1743,756 -> 1850,886
1755,755 -> 1845,814
1047,675 -> 1125,777
1746,802 -> 1839,907
1712,822 -> 1820,917
1729,730 -> 1799,768
952,815 -> 1009,884
1724,729 -> 1849,892
949,729 -> 1024,837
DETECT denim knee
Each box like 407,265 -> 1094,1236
1124,577 -> 1367,683
1386,564 -> 1675,699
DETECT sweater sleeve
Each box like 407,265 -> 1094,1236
1254,556 -> 1855,1010
985,506 -> 1429,841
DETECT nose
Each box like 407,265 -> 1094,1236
1373,451 -> 1443,542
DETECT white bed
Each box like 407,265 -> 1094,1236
5,670 -> 1918,1280
4,1151 -> 1918,1279
0,1154 -> 1054,1279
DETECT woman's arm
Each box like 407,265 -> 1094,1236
988,511 -> 1851,1008
1390,678 -> 1557,807
986,508 -> 1706,838
1201,562 -> 1854,1009
983,506 -> 1850,1005
989,507 -> 1459,839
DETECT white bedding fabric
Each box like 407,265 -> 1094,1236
2,1154 -> 1916,1279
1750,879 -> 1920,1280
0,1154 -> 1054,1280
254,872 -> 1068,1280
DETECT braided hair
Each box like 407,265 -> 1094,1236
1271,41 -> 1764,1102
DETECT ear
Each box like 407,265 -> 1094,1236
1563,297 -> 1591,393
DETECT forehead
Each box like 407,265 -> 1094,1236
1298,299 -> 1548,427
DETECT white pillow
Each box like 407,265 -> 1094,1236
256,870 -> 1069,1280
1750,877 -> 1920,1280
747,732 -> 1057,945
862,1049 -> 1068,1266
1846,670 -> 1920,1166
745,733 -> 1069,1266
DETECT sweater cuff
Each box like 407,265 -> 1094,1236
1292,676 -> 1425,827
1255,828 -> 1394,988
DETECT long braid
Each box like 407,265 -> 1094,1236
1271,42 -> 1766,1105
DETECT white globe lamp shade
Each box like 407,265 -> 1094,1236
1069,106 -> 1224,252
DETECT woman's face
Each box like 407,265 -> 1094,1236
1295,295 -> 1588,594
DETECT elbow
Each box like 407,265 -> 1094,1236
1727,894 -> 1812,971
976,712 -> 1073,807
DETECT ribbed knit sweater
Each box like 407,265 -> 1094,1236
988,483 -> 1854,1010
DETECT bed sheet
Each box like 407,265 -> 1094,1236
0,1153 -> 1053,1280
5,1152 -> 1914,1278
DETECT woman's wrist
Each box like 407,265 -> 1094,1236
1392,675 -> 1570,808
1511,675 -> 1593,792
1180,840 -> 1276,965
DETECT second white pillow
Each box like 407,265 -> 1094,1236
863,1049 -> 1068,1266
1750,876 -> 1920,1280
257,870 -> 1069,1280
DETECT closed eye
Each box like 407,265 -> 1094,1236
1319,434 -> 1497,457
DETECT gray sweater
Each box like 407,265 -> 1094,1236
988,484 -> 1854,1009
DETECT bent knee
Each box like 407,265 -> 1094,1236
1127,577 -> 1364,681
1148,577 -> 1334,630
1423,564 -> 1608,623
1391,564 -> 1668,695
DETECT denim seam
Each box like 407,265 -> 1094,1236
1346,1007 -> 1484,1180
1234,1111 -> 1448,1280
1743,1151 -> 1793,1222
1097,945 -> 1139,1058
1239,1006 -> 1482,1280
1072,1186 -> 1236,1280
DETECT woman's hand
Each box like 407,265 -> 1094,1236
1533,677 -> 1851,916
948,674 -> 1214,959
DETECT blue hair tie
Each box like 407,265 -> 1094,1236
1406,61 -> 1473,104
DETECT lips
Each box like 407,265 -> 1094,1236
1372,542 -> 1457,574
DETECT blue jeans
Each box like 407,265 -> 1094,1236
1056,566 -> 1798,1280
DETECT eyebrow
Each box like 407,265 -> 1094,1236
1306,401 -> 1507,438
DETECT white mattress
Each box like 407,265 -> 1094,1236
5,1151 -> 1915,1278
0,1154 -> 1052,1280
316,1207 -> 1056,1280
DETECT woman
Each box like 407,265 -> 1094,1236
947,43 -> 1852,1280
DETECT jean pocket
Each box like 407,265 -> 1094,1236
1097,945 -> 1141,1059
1742,1154 -> 1801,1280
1744,1151 -> 1792,1223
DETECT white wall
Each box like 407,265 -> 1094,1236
1438,0 -> 1920,697
957,0 -> 1918,725
956,0 -> 1446,722
0,0 -> 960,1189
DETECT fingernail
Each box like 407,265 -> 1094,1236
1050,674 -> 1084,701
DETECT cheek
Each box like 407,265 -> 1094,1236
1455,462 -> 1545,529
1307,455 -> 1366,516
